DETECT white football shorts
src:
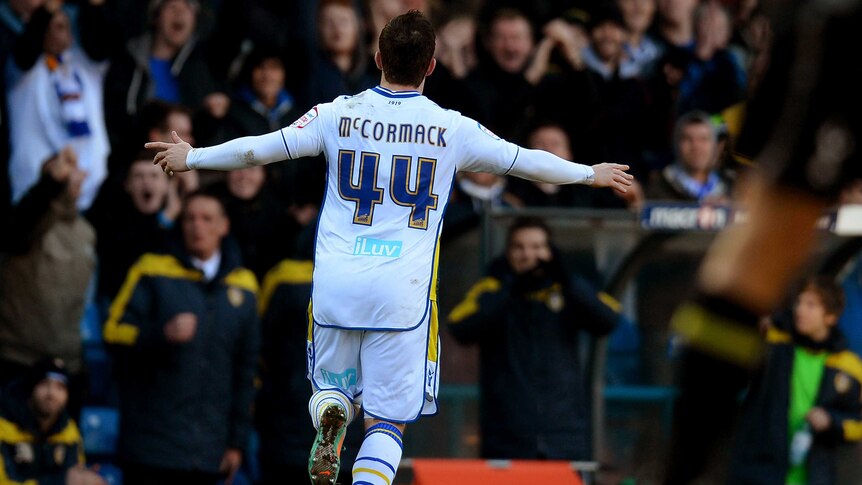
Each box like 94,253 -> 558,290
307,302 -> 441,423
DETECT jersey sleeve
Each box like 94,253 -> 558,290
278,103 -> 329,159
455,116 -> 522,174
185,103 -> 331,170
456,115 -> 595,185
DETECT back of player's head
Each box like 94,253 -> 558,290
378,10 -> 436,87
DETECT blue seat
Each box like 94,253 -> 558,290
80,407 -> 119,456
95,462 -> 122,485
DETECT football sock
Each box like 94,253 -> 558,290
353,423 -> 403,485
309,389 -> 355,429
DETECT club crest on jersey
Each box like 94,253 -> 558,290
477,122 -> 501,140
290,106 -> 319,129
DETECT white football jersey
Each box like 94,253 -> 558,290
281,86 -> 521,330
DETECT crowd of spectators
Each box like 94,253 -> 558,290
0,0 -> 860,483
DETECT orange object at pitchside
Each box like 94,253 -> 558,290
409,459 -> 586,485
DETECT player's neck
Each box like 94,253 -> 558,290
379,77 -> 424,94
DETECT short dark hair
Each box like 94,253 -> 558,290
378,10 -> 436,87
506,217 -> 552,247
181,190 -> 227,218
801,276 -> 845,317
139,101 -> 192,136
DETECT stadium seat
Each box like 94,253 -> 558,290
80,406 -> 119,456
408,459 -> 585,485
95,462 -> 123,485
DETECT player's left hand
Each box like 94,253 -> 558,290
146,131 -> 192,176
220,448 -> 242,484
591,163 -> 634,194
806,407 -> 832,432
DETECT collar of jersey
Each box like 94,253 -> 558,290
372,85 -> 421,98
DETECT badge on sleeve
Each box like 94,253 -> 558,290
477,122 -> 501,140
54,444 -> 66,465
835,372 -> 851,394
228,287 -> 244,308
290,106 -> 319,129
547,290 -> 565,313
14,443 -> 34,464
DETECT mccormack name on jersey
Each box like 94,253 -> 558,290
337,117 -> 447,147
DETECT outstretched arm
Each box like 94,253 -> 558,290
507,148 -> 633,194
146,130 -> 289,174
457,116 -> 633,193
146,105 -> 327,174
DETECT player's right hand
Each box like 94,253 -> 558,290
146,131 -> 192,176
591,163 -> 634,194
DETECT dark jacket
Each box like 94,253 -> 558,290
0,385 -> 84,484
209,182 -> 298,280
729,327 -> 862,485
103,33 -> 219,156
103,239 -> 260,473
447,256 -> 619,460
463,61 -> 536,141
86,189 -> 173,301
217,88 -> 302,142
255,259 -> 315,468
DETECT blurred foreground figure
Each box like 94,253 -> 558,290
664,1 -> 862,483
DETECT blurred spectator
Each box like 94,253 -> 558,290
641,46 -> 693,168
137,101 -> 201,191
730,277 -> 862,485
255,258 -> 315,484
656,0 -> 697,49
103,192 -> 259,485
104,0 -> 226,156
0,358 -> 106,485
206,0 -> 314,94
677,1 -> 746,114
307,0 -> 375,105
582,5 -> 630,80
517,122 -> 645,210
618,0 -> 663,79
87,151 -> 178,302
646,110 -> 731,202
137,101 -> 197,157
729,3 -> 772,96
0,148 -> 93,407
536,5 -> 651,185
425,13 -> 480,113
0,0 -> 46,227
448,217 -> 619,460
508,122 -> 595,207
216,48 -> 302,142
434,14 -> 478,80
443,171 -> 520,241
0,0 -> 39,71
463,8 -> 542,139
209,166 -> 297,280
7,4 -> 110,211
